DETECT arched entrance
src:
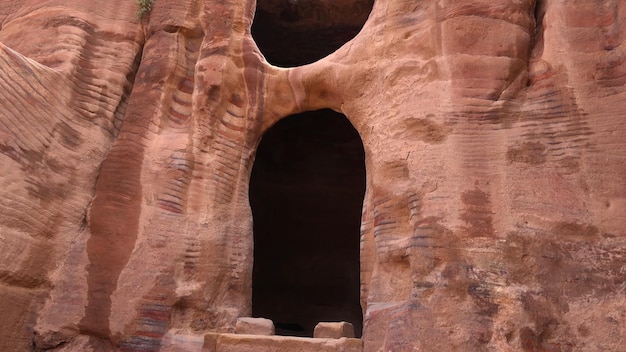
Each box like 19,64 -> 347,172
249,109 -> 366,337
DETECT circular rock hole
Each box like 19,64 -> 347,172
252,0 -> 375,67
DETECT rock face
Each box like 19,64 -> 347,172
0,0 -> 625,351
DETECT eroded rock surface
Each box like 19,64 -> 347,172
235,317 -> 275,336
0,0 -> 625,351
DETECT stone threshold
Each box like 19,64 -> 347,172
202,333 -> 363,352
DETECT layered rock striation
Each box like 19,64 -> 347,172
0,0 -> 625,351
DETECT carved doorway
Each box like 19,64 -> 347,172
249,109 -> 365,337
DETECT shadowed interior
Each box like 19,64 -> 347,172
252,0 -> 374,67
249,109 -> 366,337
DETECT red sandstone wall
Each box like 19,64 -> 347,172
1,0 -> 625,351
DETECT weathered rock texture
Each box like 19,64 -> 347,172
203,333 -> 363,352
314,322 -> 356,339
235,317 -> 274,336
0,0 -> 625,351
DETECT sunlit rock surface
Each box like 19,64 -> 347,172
1,0 -> 625,351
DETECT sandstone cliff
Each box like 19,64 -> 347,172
1,0 -> 625,351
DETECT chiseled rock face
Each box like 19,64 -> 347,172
0,0 -> 625,351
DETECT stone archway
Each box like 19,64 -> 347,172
249,109 -> 366,337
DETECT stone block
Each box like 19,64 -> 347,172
313,322 -> 355,339
202,333 -> 363,352
235,317 -> 275,336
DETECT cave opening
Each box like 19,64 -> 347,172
249,109 -> 366,337
251,0 -> 375,67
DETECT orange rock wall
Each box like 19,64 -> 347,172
1,0 -> 625,351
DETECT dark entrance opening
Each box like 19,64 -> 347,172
249,109 -> 366,337
251,0 -> 375,67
